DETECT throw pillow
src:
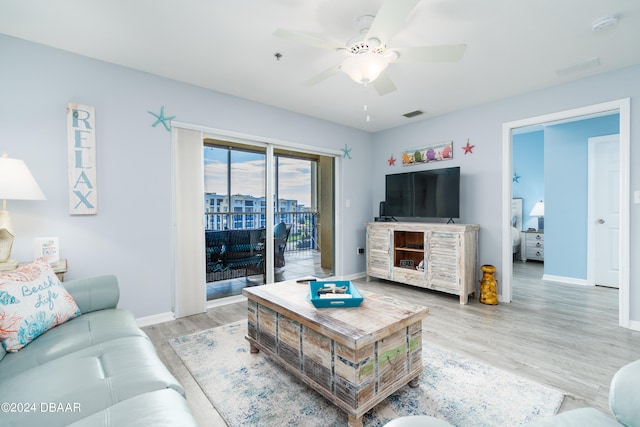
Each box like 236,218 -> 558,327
0,258 -> 81,352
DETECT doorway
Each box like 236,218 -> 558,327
501,98 -> 631,328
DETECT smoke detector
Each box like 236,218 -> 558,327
592,15 -> 618,32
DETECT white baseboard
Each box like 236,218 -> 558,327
342,272 -> 367,281
206,294 -> 246,309
628,320 -> 640,332
542,274 -> 589,286
136,311 -> 175,327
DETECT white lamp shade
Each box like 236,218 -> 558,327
529,201 -> 544,217
0,156 -> 46,201
340,51 -> 389,84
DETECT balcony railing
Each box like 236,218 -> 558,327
204,211 -> 320,253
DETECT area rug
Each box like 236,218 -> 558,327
169,321 -> 563,427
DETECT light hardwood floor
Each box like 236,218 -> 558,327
143,262 -> 640,426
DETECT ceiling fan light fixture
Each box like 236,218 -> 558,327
340,51 -> 389,84
384,50 -> 399,63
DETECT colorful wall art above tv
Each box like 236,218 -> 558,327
384,166 -> 460,220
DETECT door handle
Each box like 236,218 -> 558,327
597,219 -> 605,224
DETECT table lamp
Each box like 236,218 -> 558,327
529,200 -> 545,231
0,153 -> 46,270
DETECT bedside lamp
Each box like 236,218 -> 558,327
0,153 -> 46,270
529,201 -> 544,231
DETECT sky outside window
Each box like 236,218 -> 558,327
204,147 -> 312,208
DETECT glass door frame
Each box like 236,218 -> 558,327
171,121 -> 343,314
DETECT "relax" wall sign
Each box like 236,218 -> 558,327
66,103 -> 97,215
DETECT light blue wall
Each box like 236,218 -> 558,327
544,115 -> 620,280
0,35 -> 373,317
373,65 -> 640,322
512,130 -> 544,231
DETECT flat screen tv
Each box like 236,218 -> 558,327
385,166 -> 460,220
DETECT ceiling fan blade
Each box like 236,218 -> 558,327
303,65 -> 342,87
393,44 -> 467,62
366,0 -> 420,45
371,71 -> 397,96
273,28 -> 342,51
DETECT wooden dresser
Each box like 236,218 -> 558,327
366,222 -> 479,304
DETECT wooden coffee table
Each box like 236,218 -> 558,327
242,281 -> 429,427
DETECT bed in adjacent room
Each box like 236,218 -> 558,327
511,198 -> 523,260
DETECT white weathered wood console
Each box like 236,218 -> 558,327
366,221 -> 479,304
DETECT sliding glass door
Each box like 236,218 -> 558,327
172,126 -> 340,318
203,140 -> 334,302
203,144 -> 266,299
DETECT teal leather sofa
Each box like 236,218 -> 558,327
525,358 -> 640,427
384,359 -> 640,427
0,275 -> 199,427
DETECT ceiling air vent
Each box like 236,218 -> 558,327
403,110 -> 424,118
556,57 -> 600,77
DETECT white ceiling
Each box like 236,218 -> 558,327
1,0 -> 639,132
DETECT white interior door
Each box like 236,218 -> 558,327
588,134 -> 619,288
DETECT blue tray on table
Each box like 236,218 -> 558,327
308,280 -> 363,308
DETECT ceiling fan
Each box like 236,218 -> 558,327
274,0 -> 467,96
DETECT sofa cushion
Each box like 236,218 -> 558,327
609,359 -> 640,427
0,258 -> 81,352
62,275 -> 120,313
0,336 -> 184,427
0,308 -> 147,380
383,415 -> 453,427
67,389 -> 199,427
523,407 -> 620,427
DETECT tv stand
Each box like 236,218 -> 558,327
366,221 -> 479,304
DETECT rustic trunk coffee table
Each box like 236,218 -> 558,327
242,281 -> 429,427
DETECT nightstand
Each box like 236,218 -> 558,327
521,231 -> 544,262
17,258 -> 68,281
51,258 -> 68,281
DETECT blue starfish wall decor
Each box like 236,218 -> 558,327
513,170 -> 521,183
148,106 -> 175,131
342,144 -> 352,159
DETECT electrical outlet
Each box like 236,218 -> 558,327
635,190 -> 640,204
357,247 -> 365,255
